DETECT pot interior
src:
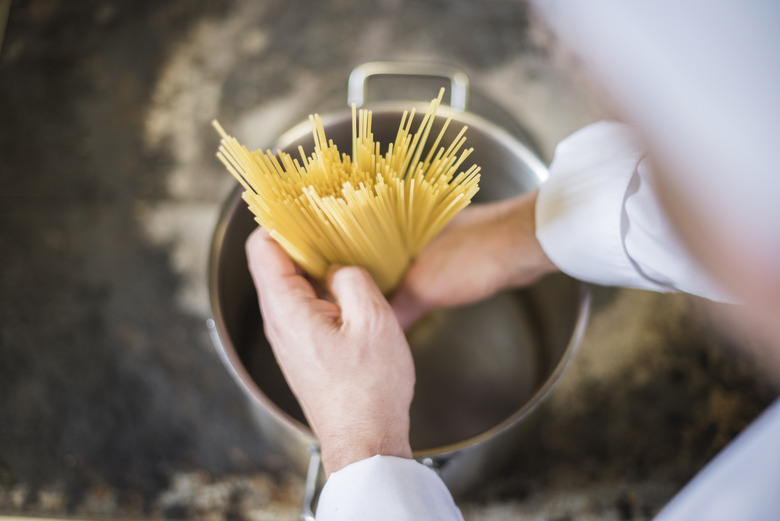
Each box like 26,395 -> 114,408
211,109 -> 583,452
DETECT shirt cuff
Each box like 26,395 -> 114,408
316,455 -> 464,521
535,120 -> 669,291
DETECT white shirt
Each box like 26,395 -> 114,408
315,121 -> 780,521
535,121 -> 734,302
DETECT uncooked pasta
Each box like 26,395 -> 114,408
213,89 -> 480,294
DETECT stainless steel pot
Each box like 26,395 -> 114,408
208,62 -> 590,517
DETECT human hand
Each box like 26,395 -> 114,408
391,190 -> 558,329
246,228 -> 415,476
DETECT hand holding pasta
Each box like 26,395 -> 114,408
245,228 -> 414,476
213,90 -> 480,294
392,190 -> 559,329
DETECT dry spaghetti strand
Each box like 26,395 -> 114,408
213,89 -> 480,294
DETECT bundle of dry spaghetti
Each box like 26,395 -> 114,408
212,90 -> 480,294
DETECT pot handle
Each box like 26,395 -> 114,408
348,61 -> 469,112
301,446 -> 322,521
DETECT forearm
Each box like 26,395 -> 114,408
495,190 -> 559,289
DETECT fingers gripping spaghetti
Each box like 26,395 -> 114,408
212,89 -> 481,294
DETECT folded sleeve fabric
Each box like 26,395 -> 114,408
536,120 -> 733,302
315,455 -> 464,521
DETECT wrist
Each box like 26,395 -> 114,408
319,425 -> 413,476
493,190 -> 559,289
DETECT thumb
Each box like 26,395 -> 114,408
246,227 -> 317,320
327,266 -> 389,323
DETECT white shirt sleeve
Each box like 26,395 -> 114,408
536,120 -> 734,302
315,455 -> 463,521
